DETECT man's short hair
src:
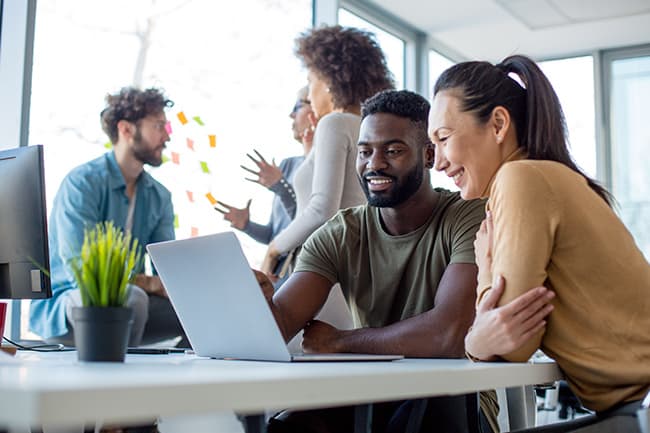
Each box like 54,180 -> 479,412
100,87 -> 174,144
361,90 -> 431,145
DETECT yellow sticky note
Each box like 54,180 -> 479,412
173,214 -> 179,229
200,161 -> 210,174
193,116 -> 204,126
208,134 -> 216,148
205,192 -> 217,205
161,155 -> 170,164
104,142 -> 112,149
177,111 -> 188,125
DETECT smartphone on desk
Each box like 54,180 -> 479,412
127,347 -> 187,355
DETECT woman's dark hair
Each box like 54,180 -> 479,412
295,25 -> 394,110
362,89 -> 431,146
100,87 -> 174,144
434,54 -> 612,206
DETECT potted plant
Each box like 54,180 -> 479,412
69,221 -> 141,362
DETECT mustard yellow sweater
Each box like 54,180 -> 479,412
478,157 -> 650,412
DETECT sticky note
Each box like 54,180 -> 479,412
171,152 -> 180,164
186,191 -> 194,202
177,111 -> 188,125
104,142 -> 112,149
208,134 -> 216,148
205,192 -> 217,205
186,138 -> 195,151
165,122 -> 172,135
191,227 -> 199,237
200,161 -> 210,173
161,155 -> 170,164
193,116 -> 204,126
173,214 -> 179,229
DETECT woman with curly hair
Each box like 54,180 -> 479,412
261,25 -> 394,277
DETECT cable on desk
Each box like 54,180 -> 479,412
2,336 -> 73,352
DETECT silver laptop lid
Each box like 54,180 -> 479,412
147,232 -> 292,361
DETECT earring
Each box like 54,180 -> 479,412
496,136 -> 502,143
325,87 -> 331,93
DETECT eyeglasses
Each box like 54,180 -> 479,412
291,99 -> 311,114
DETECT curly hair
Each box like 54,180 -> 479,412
295,25 -> 394,110
100,87 -> 174,143
361,89 -> 431,146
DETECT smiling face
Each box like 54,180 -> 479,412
357,113 -> 433,207
307,69 -> 334,118
429,91 -> 503,200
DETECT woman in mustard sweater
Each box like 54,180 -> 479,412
428,54 -> 650,424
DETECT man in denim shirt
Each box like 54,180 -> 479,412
30,87 -> 187,348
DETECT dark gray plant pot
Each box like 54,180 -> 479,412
71,306 -> 133,362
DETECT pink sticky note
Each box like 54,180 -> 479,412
186,191 -> 194,202
171,152 -> 180,165
186,138 -> 195,151
165,122 -> 172,135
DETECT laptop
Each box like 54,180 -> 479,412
146,232 -> 403,362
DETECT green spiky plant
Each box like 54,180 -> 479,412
69,222 -> 141,307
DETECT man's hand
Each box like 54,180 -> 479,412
252,269 -> 274,304
302,320 -> 344,353
474,211 -> 493,283
465,276 -> 555,361
214,199 -> 251,230
240,149 -> 282,188
132,274 -> 168,298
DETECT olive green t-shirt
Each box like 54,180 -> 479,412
295,189 -> 486,328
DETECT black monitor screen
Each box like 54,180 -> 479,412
0,145 -> 51,299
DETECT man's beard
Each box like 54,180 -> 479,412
360,157 -> 424,208
131,128 -> 163,167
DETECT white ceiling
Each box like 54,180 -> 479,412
369,0 -> 650,61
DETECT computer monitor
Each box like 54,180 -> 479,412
0,145 -> 51,299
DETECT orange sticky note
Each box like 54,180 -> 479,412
208,134 -> 216,148
205,192 -> 217,205
171,151 -> 180,164
186,138 -> 195,151
191,227 -> 199,237
177,111 -> 188,125
186,191 -> 194,202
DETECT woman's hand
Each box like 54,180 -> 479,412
465,275 -> 555,361
261,244 -> 281,283
474,210 -> 493,283
213,199 -> 251,230
240,149 -> 282,188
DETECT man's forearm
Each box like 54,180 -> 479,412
333,312 -> 471,358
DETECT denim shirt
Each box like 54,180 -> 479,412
29,152 -> 175,339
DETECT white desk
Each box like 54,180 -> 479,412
0,351 -> 562,431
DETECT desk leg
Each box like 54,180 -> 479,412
242,415 -> 266,433
354,404 -> 373,433
405,399 -> 429,433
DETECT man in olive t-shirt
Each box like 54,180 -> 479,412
258,90 -> 496,433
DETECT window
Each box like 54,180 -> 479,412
338,8 -> 405,89
428,50 -> 457,191
606,52 -> 650,259
25,0 -> 312,339
539,56 -> 597,178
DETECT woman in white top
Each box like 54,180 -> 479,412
261,25 -> 394,278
